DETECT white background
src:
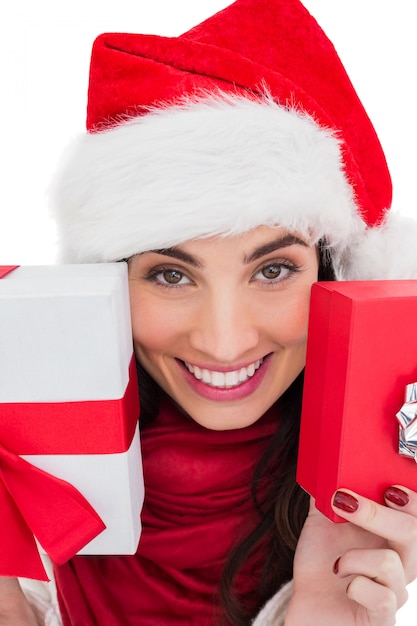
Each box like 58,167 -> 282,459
1,1 -> 416,265
1,1 -> 416,620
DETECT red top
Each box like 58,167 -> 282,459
54,396 -> 279,625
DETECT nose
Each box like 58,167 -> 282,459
188,289 -> 259,363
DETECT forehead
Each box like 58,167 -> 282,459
171,226 -> 312,254
132,226 -> 317,271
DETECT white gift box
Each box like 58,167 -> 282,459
0,263 -> 143,559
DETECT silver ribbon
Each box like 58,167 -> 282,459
396,383 -> 417,461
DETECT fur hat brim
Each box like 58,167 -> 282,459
51,94 -> 365,266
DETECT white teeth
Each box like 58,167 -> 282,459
211,371 -> 225,387
184,358 -> 264,389
247,362 -> 255,377
238,367 -> 247,382
225,371 -> 239,388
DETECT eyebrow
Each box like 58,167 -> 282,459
150,234 -> 309,268
151,247 -> 203,268
243,234 -> 309,264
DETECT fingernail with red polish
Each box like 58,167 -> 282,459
333,491 -> 359,513
384,486 -> 409,507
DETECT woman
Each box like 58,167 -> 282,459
2,0 -> 417,624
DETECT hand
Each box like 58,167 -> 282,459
286,486 -> 417,626
0,578 -> 41,626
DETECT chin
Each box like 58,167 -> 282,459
183,403 -> 271,431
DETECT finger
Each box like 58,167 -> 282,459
331,489 -> 417,580
0,577 -> 23,600
334,548 -> 408,608
346,575 -> 398,626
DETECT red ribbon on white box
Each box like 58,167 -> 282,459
0,443 -> 106,580
0,266 -> 140,580
0,265 -> 19,278
1,357 -> 139,455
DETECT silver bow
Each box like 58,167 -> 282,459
396,383 -> 417,461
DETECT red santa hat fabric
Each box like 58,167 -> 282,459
51,0 -> 417,280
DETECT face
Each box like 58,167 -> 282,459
128,226 -> 319,430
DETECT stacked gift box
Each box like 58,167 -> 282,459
0,264 -> 143,579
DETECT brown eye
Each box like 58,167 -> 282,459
261,264 -> 282,279
146,266 -> 192,287
253,262 -> 297,284
162,269 -> 183,284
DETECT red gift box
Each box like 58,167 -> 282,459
297,280 -> 417,522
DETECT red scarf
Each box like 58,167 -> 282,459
54,397 -> 278,625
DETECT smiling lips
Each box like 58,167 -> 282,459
184,358 -> 264,389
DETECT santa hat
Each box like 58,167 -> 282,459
51,0 -> 417,280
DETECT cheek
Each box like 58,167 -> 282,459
288,298 -> 311,343
267,289 -> 312,348
129,292 -> 180,358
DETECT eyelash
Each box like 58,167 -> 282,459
144,266 -> 192,288
253,261 -> 301,285
143,260 -> 301,289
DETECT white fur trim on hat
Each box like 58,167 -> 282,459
50,93 -> 364,265
336,210 -> 417,280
